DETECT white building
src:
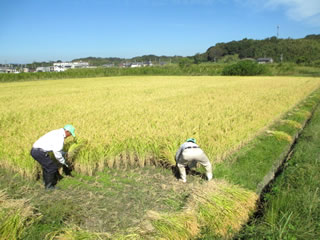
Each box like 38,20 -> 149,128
53,62 -> 73,72
0,67 -> 19,73
53,61 -> 89,72
73,62 -> 89,68
130,62 -> 143,68
257,58 -> 273,64
36,66 -> 54,72
130,61 -> 153,68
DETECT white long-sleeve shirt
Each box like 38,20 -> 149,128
33,128 -> 67,165
175,141 -> 199,162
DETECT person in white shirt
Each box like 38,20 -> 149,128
30,124 -> 76,190
175,138 -> 213,183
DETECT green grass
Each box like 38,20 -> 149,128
0,64 -> 225,83
1,63 -> 320,83
236,95 -> 320,239
269,63 -> 320,77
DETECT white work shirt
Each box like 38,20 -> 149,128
33,128 -> 67,165
175,142 -> 199,162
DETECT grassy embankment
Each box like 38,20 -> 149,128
236,98 -> 320,239
1,76 -> 320,239
1,63 -> 320,83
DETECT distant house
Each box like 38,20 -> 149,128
257,58 -> 273,64
0,67 -> 19,73
53,61 -> 89,72
53,62 -> 73,72
130,62 -> 143,68
72,61 -> 89,68
119,61 -> 153,68
145,60 -> 153,66
36,66 -> 53,72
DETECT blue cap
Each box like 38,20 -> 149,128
186,138 -> 196,143
64,124 -> 75,137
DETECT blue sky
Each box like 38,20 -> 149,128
0,0 -> 319,64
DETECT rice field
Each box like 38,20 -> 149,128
1,76 -> 320,178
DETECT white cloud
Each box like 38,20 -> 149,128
265,0 -> 320,20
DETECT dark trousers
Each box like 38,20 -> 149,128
30,148 -> 59,189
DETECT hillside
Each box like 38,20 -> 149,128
203,34 -> 320,65
72,34 -> 320,66
25,34 -> 320,68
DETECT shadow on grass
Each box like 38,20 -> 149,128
171,164 -> 207,181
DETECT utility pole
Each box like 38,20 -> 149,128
277,25 -> 283,63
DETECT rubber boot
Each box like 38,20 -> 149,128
56,171 -> 63,181
51,171 -> 58,187
44,172 -> 57,190
42,170 -> 46,185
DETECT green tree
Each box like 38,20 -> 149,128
178,58 -> 193,68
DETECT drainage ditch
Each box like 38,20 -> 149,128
236,99 -> 320,238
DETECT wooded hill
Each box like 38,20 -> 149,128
26,34 -> 320,68
71,55 -> 185,66
72,34 -> 320,66
201,34 -> 320,65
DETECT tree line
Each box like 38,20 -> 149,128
19,34 -> 320,69
71,34 -> 320,66
200,34 -> 320,66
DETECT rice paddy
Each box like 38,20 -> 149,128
1,76 -> 320,178
1,75 -> 320,239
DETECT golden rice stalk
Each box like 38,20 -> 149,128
149,210 -> 200,240
266,130 -> 293,142
45,224 -> 111,240
280,120 -> 302,129
0,190 -> 41,240
1,76 -> 320,177
189,180 -> 258,239
144,180 -> 258,240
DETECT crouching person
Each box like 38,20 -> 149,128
30,124 -> 75,190
175,138 -> 213,183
